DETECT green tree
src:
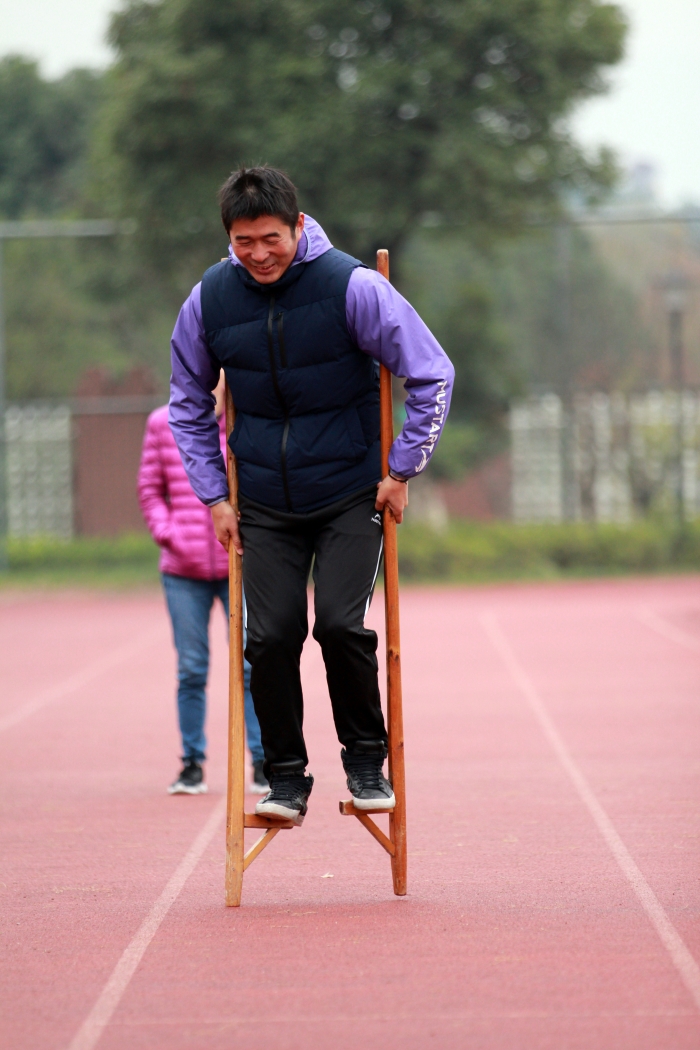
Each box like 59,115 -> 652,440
0,56 -> 101,217
493,225 -> 652,394
1,0 -> 630,412
400,230 -> 520,477
0,58 -> 173,399
94,0 -> 626,290
399,222 -> 653,479
3,235 -> 174,400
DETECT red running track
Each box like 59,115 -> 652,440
1,577 -> 699,1049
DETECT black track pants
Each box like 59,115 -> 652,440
239,488 -> 387,776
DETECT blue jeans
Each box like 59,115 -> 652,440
161,573 -> 263,764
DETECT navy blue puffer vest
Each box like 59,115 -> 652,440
200,248 -> 381,513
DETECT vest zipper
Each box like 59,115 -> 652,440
266,297 -> 293,511
277,313 -> 287,366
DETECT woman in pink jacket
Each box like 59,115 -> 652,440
138,376 -> 266,795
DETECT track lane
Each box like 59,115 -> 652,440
481,611 -> 700,1010
1,577 -> 698,1049
0,593 -> 168,725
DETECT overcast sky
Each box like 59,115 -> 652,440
1,0 -> 698,208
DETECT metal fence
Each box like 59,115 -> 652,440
511,391 -> 700,523
9,392 -> 700,536
6,404 -> 73,538
5,397 -> 160,539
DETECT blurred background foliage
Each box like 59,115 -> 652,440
94,0 -> 624,268
1,0 -> 633,462
8,516 -> 700,588
396,516 -> 700,580
0,56 -> 102,218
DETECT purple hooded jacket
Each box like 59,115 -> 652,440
169,215 -> 454,507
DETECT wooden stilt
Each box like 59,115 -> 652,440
224,383 -> 295,906
341,249 -> 407,896
224,383 -> 246,907
377,249 -> 407,896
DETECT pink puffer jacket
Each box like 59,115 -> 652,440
138,405 -> 229,580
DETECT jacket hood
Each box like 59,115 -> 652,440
227,214 -> 333,269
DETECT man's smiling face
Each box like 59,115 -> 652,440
229,213 -> 305,284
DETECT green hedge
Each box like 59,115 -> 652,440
397,520 -> 700,581
7,533 -> 159,570
4,522 -> 700,586
3,533 -> 160,587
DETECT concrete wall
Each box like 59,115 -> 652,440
71,396 -> 162,536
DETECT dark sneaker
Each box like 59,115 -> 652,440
168,760 -> 208,796
249,759 -> 269,795
255,772 -> 314,825
342,743 -> 395,811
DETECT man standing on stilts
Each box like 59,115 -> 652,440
170,167 -> 453,825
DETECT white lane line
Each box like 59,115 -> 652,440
67,797 -> 226,1050
0,628 -> 164,734
636,606 -> 700,653
480,612 -> 700,1013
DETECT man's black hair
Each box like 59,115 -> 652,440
218,166 -> 300,233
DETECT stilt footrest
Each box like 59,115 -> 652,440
244,813 -> 295,829
241,813 -> 296,872
243,828 -> 280,870
339,800 -> 395,856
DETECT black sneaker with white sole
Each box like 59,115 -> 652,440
342,742 -> 395,811
168,760 -> 208,795
255,771 -> 314,825
249,759 -> 269,795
